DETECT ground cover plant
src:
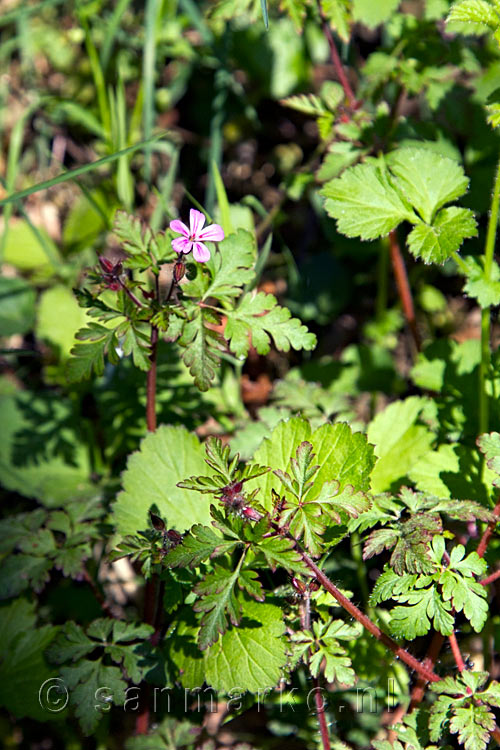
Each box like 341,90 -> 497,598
2,0 -> 500,748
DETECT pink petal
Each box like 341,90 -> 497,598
198,223 -> 225,242
172,237 -> 193,254
170,219 -> 190,237
192,242 -> 211,262
189,209 -> 206,238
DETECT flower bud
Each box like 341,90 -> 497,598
173,261 -> 186,283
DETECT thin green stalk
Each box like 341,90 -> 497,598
143,0 -> 161,184
79,14 -> 111,137
478,156 -> 500,436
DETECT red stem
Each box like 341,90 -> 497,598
317,2 -> 358,107
119,279 -> 145,308
449,630 -> 467,674
136,323 -> 160,735
389,229 -> 421,351
300,551 -> 440,684
313,678 -> 331,750
409,633 -> 445,711
81,567 -> 118,619
480,568 -> 500,586
477,500 -> 500,558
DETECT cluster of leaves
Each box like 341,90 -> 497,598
0,498 -> 104,600
69,214 -> 316,391
47,619 -> 154,734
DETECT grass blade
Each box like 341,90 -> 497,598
260,0 -> 269,29
211,159 -> 233,235
100,0 -> 133,71
143,0 -> 161,184
0,134 -> 167,207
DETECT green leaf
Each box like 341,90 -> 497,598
387,148 -> 470,224
113,210 -> 152,256
37,285 -> 90,360
194,564 -> 242,649
281,93 -> 326,116
367,397 -> 435,492
477,431 -> 500,479
407,208 -> 477,265
463,256 -> 500,307
0,277 -> 35,336
113,425 -> 215,536
390,585 -> 454,638
225,291 -> 316,358
179,309 -> 223,391
61,659 -> 126,735
447,0 -> 500,33
322,162 -> 417,240
202,229 -> 256,300
166,524 -> 239,568
450,704 -> 496,750
352,0 -> 401,28
204,597 -> 287,692
0,599 -> 58,720
67,323 -> 120,381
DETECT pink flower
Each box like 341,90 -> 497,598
169,209 -> 224,263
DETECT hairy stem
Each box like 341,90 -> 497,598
479,156 -> 500,436
449,630 -> 467,674
299,593 -> 331,750
480,568 -> 500,586
300,551 -> 440,684
81,567 -> 117,619
477,500 -> 500,558
119,279 -> 145,308
408,633 -> 445,711
389,230 -> 421,352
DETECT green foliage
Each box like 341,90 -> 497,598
47,619 -> 154,734
322,149 -> 477,264
430,672 -> 500,750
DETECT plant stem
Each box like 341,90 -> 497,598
449,630 -> 467,673
408,633 -> 445,711
119,279 -> 145,308
300,550 -> 440,684
477,499 -> 500,558
299,593 -> 331,750
81,567 -> 117,619
389,229 -> 421,352
480,568 -> 500,586
479,156 -> 500,436
316,1 -> 358,108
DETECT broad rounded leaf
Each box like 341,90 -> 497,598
204,598 -> 286,692
322,162 -> 417,240
407,208 -> 477,265
388,148 -> 470,224
113,425 -> 214,535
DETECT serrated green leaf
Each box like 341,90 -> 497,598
179,310 -> 223,391
390,585 -> 454,638
67,323 -> 120,381
447,0 -> 500,33
407,208 -> 477,265
281,93 -> 326,116
225,291 -> 316,358
204,597 -> 286,692
61,659 -> 126,734
201,229 -> 256,301
387,148 -> 470,224
113,211 -> 152,256
462,257 -> 500,306
113,426 -> 215,536
166,525 -> 239,568
450,704 -> 496,750
322,162 -> 417,240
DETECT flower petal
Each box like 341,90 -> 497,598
172,237 -> 193,254
192,242 -> 211,262
189,209 -> 206,238
169,219 -> 190,237
198,223 -> 225,242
